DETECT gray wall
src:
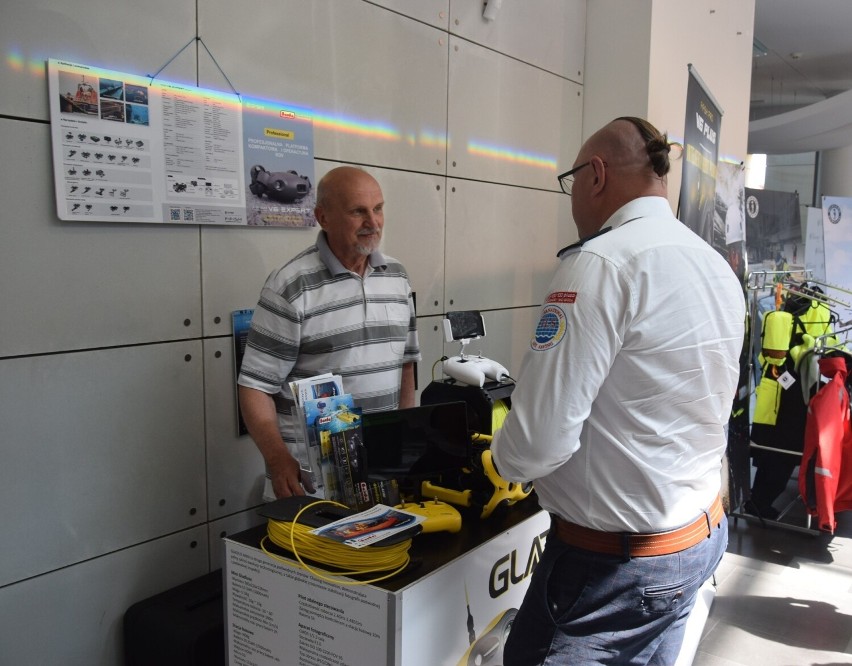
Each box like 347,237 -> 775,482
0,1 -> 584,662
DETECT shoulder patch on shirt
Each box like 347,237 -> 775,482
531,304 -> 567,351
545,291 -> 577,304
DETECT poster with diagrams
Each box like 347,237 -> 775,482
48,59 -> 315,227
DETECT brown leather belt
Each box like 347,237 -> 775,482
551,495 -> 724,558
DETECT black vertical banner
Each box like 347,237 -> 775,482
679,65 -> 722,248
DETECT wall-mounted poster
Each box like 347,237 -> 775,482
242,100 -> 316,227
48,59 -> 315,226
744,188 -> 801,267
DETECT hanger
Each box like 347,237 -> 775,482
776,277 -> 849,318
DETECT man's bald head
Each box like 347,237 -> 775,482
570,117 -> 671,238
315,166 -> 379,208
582,117 -> 671,179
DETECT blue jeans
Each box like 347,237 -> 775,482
503,514 -> 728,665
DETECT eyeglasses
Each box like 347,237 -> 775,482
557,162 -> 590,196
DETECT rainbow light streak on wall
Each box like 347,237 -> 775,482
419,129 -> 449,150
313,111 -> 400,142
11,53 -> 453,151
468,140 -> 557,170
6,52 -> 25,71
244,98 -> 446,151
6,51 -> 45,78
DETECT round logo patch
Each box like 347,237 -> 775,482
746,195 -> 759,219
828,203 -> 842,224
532,305 -> 567,351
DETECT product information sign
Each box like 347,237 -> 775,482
47,59 -> 315,227
226,545 -> 390,665
225,509 -> 551,665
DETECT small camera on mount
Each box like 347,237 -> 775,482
441,311 -> 510,387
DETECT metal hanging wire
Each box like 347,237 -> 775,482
147,36 -> 241,99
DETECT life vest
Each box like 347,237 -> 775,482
754,310 -> 794,426
758,310 -> 793,368
753,296 -> 842,427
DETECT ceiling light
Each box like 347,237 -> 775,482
753,38 -> 768,58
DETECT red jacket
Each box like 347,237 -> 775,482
799,356 -> 852,532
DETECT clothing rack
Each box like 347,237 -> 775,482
807,277 -> 852,299
780,285 -> 852,312
814,323 -> 852,351
746,268 -> 811,291
734,268 -> 852,533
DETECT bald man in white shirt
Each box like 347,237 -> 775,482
493,117 -> 745,665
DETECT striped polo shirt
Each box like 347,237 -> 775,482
238,231 -> 421,458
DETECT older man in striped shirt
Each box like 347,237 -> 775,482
238,166 -> 421,499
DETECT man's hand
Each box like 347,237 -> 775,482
239,385 -> 317,497
268,449 -> 316,498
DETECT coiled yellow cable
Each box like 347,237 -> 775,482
260,499 -> 413,585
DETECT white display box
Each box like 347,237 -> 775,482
224,504 -> 550,666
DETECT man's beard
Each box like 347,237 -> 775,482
355,231 -> 381,255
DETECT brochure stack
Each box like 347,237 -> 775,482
290,374 -> 369,508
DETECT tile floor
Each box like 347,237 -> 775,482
692,485 -> 852,666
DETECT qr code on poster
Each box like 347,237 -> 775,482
183,208 -> 195,222
169,207 -> 181,222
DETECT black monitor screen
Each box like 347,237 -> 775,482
361,401 -> 470,489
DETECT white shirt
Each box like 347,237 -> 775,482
492,197 -> 745,532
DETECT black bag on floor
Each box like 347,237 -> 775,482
124,570 -> 224,666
